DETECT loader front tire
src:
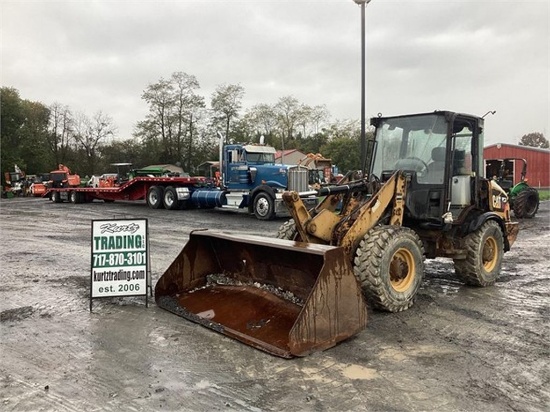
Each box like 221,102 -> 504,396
453,220 -> 504,286
512,187 -> 539,218
354,226 -> 425,312
276,219 -> 298,240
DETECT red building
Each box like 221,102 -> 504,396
484,144 -> 550,189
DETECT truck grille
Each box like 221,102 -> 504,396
288,166 -> 309,192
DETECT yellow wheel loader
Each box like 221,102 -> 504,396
155,110 -> 518,358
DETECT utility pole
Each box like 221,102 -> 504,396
352,0 -> 372,175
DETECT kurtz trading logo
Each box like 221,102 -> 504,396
99,222 -> 140,234
91,219 -> 149,302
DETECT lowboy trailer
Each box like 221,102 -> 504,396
44,176 -> 210,210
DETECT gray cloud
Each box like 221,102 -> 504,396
2,0 -> 548,144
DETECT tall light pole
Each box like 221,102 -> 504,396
353,0 -> 371,175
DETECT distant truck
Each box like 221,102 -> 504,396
43,137 -> 317,220
3,165 -> 26,197
190,137 -> 317,220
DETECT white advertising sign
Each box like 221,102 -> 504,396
91,219 -> 148,299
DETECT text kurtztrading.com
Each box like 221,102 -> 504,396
93,269 -> 145,282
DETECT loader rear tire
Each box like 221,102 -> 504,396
147,186 -> 164,209
512,187 -> 539,218
354,226 -> 425,312
276,219 -> 298,240
453,220 -> 503,286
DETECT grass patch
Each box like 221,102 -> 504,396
537,189 -> 550,201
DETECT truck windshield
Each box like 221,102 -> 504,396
372,114 -> 448,184
246,152 -> 275,164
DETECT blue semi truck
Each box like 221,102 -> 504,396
187,140 -> 318,220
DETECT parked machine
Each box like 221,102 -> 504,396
155,110 -> 519,357
48,164 -> 81,188
188,133 -> 317,220
3,165 -> 26,197
485,158 -> 540,218
29,174 -> 50,197
297,153 -> 334,188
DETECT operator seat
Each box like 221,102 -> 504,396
425,147 -> 446,183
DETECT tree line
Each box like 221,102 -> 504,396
1,72 -> 364,181
2,72 -> 548,183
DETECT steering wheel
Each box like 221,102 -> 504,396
395,157 -> 429,173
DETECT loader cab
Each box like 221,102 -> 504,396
370,111 -> 483,224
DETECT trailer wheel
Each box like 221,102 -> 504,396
453,220 -> 503,286
51,191 -> 62,203
253,192 -> 275,220
354,226 -> 425,312
147,186 -> 164,209
69,191 -> 79,204
276,219 -> 298,240
163,186 -> 180,210
512,187 -> 539,218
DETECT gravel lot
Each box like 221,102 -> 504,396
1,197 -> 549,411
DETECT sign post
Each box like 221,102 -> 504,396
90,219 -> 149,310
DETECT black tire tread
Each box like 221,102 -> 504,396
353,226 -> 425,313
512,187 -> 539,218
454,220 -> 503,286
276,219 -> 297,240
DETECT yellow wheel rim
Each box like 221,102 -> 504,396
389,248 -> 415,292
482,236 -> 498,272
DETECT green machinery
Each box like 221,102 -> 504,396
485,158 -> 540,218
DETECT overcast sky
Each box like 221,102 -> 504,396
2,0 -> 548,146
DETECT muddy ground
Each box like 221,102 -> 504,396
0,197 -> 548,412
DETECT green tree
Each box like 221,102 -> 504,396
242,103 -> 279,146
74,111 -> 117,175
297,132 -> 329,155
210,83 -> 244,143
171,72 -> 205,170
519,132 -> 549,148
99,138 -> 146,170
321,136 -> 361,174
274,96 -> 301,144
1,87 -> 27,176
318,119 -> 364,174
1,87 -> 52,177
137,72 -> 205,166
47,102 -> 74,166
18,100 -> 52,173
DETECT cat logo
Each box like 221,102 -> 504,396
492,195 -> 507,210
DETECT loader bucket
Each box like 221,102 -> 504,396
155,230 -> 368,358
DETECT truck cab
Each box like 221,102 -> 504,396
217,143 -> 312,220
223,144 -> 290,190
